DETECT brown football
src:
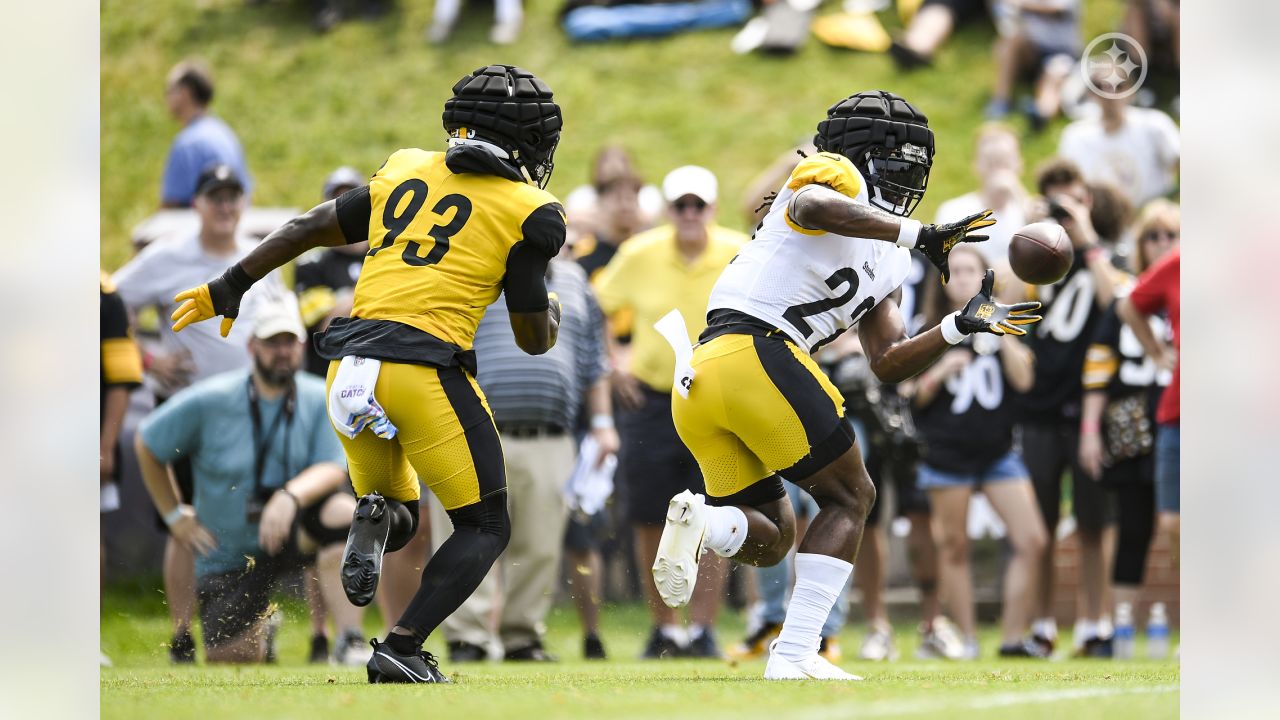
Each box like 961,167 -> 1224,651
1008,222 -> 1072,285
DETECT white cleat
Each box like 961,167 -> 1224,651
651,490 -> 708,608
764,640 -> 863,681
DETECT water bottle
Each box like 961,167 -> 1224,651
1147,603 -> 1170,660
1113,602 -> 1136,660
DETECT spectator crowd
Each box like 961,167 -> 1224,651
101,0 -> 1180,667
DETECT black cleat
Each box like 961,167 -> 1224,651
342,493 -> 391,607
169,629 -> 196,664
367,639 -> 450,684
309,633 -> 330,664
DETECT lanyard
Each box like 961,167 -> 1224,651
247,377 -> 296,497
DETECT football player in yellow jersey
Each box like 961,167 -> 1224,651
649,91 -> 1042,680
168,65 -> 565,683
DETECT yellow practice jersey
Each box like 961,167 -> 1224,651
348,148 -> 565,351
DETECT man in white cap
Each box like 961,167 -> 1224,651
136,297 -> 369,664
593,166 -> 747,659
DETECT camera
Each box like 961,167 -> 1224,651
1047,198 -> 1071,222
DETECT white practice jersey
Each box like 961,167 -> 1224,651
707,152 -> 913,353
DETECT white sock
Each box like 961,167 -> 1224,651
1032,617 -> 1058,640
772,553 -> 853,662
703,504 -> 748,558
1074,618 -> 1098,646
660,624 -> 686,645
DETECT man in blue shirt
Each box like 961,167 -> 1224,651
136,300 -> 360,663
160,59 -> 252,208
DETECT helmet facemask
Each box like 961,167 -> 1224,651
863,142 -> 931,217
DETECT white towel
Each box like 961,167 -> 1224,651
654,309 -> 696,399
328,356 -> 398,440
564,435 -> 617,516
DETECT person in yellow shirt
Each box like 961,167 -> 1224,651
593,165 -> 746,659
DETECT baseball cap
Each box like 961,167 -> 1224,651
252,296 -> 307,340
194,164 -> 245,197
661,165 -> 717,204
323,166 -> 365,199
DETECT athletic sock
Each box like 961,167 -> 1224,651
772,553 -> 853,662
660,624 -> 687,645
703,504 -> 748,558
386,631 -> 419,656
1032,617 -> 1058,640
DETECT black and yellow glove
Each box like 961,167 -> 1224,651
171,264 -> 256,338
953,269 -> 1042,337
916,209 -> 996,283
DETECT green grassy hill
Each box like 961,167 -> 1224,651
101,0 -> 1122,269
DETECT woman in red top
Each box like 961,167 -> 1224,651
1118,239 -> 1181,561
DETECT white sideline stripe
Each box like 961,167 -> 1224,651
752,683 -> 1179,719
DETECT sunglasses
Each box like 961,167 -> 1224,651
672,198 -> 708,213
1142,228 -> 1178,242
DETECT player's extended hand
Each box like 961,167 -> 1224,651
172,266 -> 254,337
956,269 -> 1042,336
917,210 -> 996,283
258,490 -> 299,556
170,506 -> 218,557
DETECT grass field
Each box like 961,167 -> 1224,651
101,0 -> 1125,269
101,589 -> 1178,719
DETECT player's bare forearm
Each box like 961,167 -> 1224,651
239,200 -> 346,280
857,297 -> 952,383
788,185 -> 904,242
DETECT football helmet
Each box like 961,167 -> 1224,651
442,65 -> 562,189
813,90 -> 934,217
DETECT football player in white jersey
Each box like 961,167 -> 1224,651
650,91 -> 1042,680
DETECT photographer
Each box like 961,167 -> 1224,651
1008,158 -> 1127,655
136,301 -> 364,663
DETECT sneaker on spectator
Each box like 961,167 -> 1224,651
426,18 -> 456,44
999,638 -> 1052,659
917,617 -> 965,660
335,629 -> 374,666
728,621 -> 782,661
858,620 -> 898,661
818,636 -> 843,663
961,637 -> 981,661
489,19 -> 521,45
686,628 -> 723,659
985,98 -> 1012,120
584,633 -> 607,660
504,641 -> 557,662
169,629 -> 196,664
309,633 -> 331,664
448,641 -> 489,663
641,627 -> 684,660
1075,635 -> 1114,659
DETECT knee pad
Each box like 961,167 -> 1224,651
385,499 -> 420,553
445,490 -> 511,550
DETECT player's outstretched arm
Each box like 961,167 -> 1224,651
860,269 -> 1042,383
788,185 -> 994,282
171,199 -> 348,336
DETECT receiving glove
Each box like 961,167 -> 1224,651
548,291 -> 562,324
941,269 -> 1042,343
171,264 -> 256,338
915,209 -> 995,283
